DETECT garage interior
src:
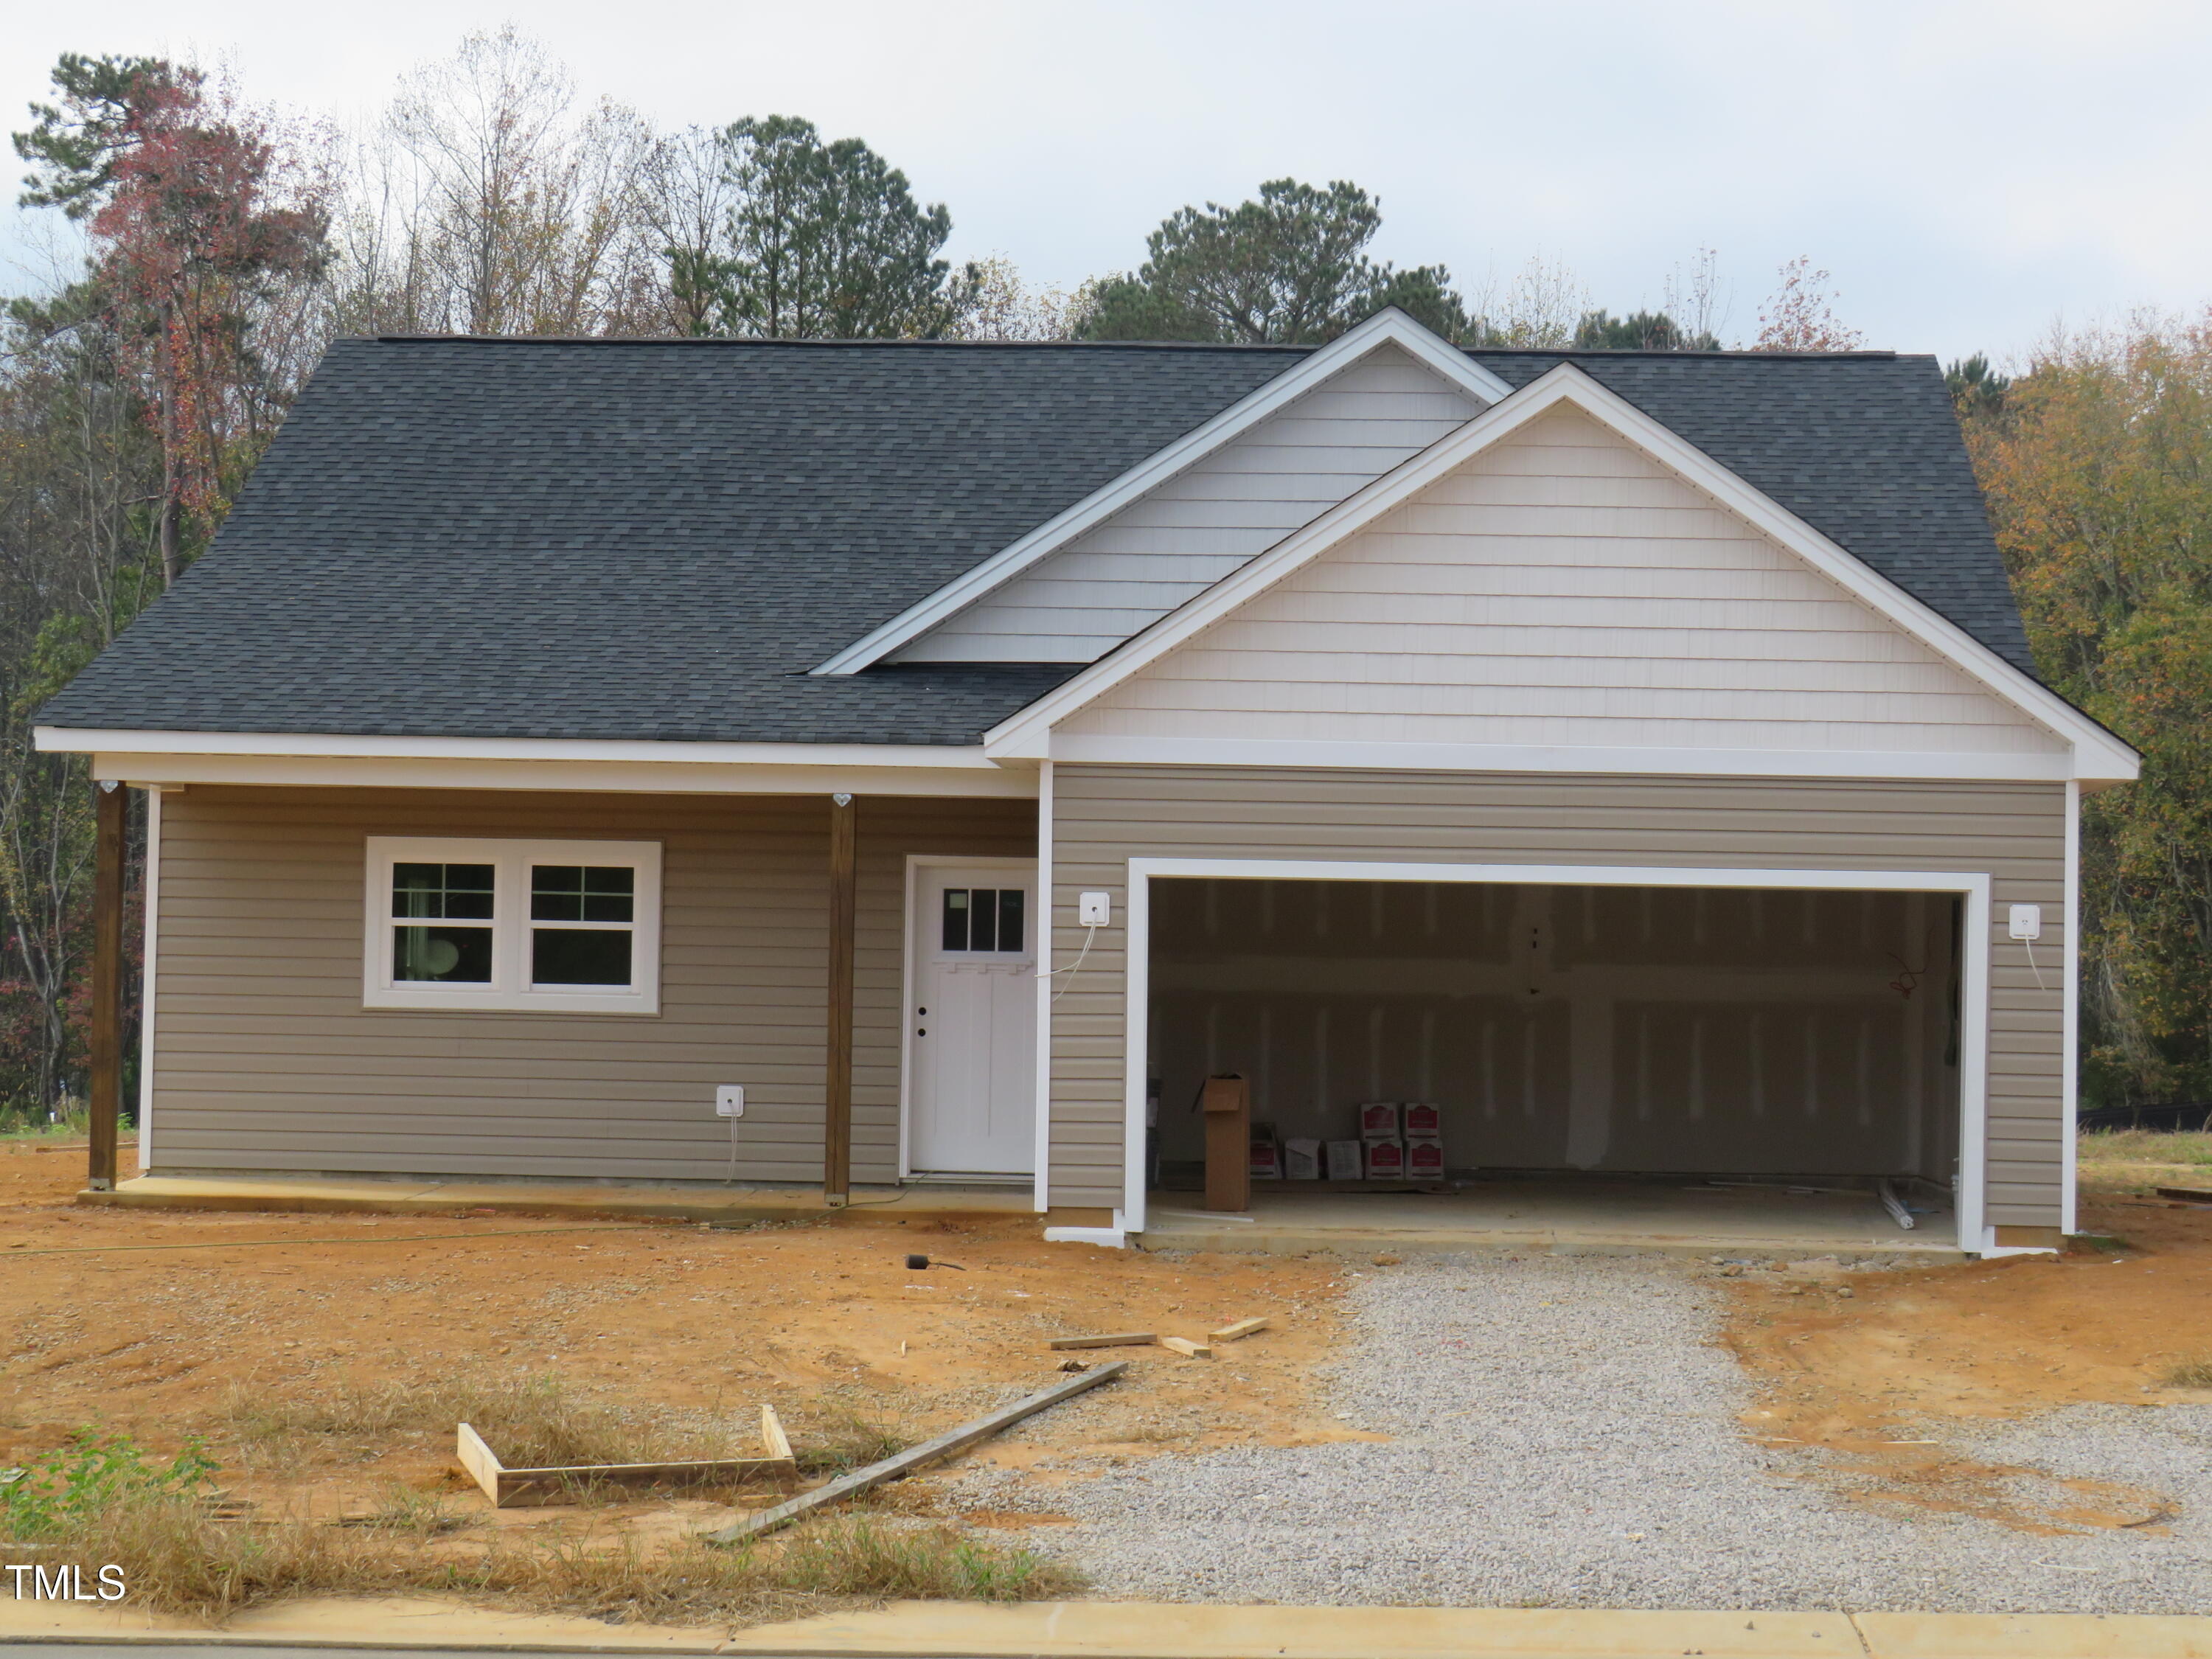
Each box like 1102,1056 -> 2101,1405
1144,877 -> 1961,1253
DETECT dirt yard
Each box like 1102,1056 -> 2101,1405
5,1135 -> 2211,1601
1722,1150 -> 2212,1534
0,1141 -> 1362,1544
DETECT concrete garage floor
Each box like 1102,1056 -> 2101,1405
1141,1175 -> 1959,1257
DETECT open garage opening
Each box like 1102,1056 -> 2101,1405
1139,874 -> 1969,1254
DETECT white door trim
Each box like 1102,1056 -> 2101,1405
900,853 -> 1042,1181
1116,857 -> 1994,1254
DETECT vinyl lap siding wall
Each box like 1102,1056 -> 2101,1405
893,344 -> 1482,664
150,787 -> 1033,1183
1060,407 -> 2065,758
1046,766 -> 2065,1228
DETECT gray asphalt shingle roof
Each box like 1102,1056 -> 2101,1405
38,335 -> 2032,745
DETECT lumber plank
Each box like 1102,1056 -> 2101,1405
705,1363 -> 1127,1544
1158,1336 -> 1214,1359
1048,1331 -> 1155,1350
760,1402 -> 793,1463
455,1422 -> 504,1506
1207,1316 -> 1271,1343
2157,1186 -> 2212,1203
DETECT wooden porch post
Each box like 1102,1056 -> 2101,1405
824,792 -> 857,1204
88,780 -> 126,1192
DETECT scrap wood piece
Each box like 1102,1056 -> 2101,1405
459,1408 -> 798,1509
1207,1315 -> 1271,1343
1158,1336 -> 1214,1359
2156,1186 -> 2212,1204
1048,1331 -> 1155,1350
704,1362 -> 1128,1545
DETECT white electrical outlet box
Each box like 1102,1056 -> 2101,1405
715,1085 -> 745,1118
2008,904 -> 2042,942
1079,891 -> 1111,927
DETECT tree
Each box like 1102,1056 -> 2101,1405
696,115 -> 960,340
342,28 -> 656,337
1964,317 -> 2212,1102
1571,309 -> 1719,350
1946,352 -> 2010,422
1078,178 -> 1468,346
946,256 -> 1095,341
1753,257 -> 1864,352
15,57 -> 331,583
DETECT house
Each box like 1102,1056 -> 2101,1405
35,310 -> 2137,1256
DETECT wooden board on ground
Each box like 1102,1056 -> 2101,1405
1048,1331 -> 1155,1350
2157,1186 -> 2212,1203
1158,1336 -> 1214,1359
459,1403 -> 797,1509
1208,1315 -> 1271,1343
705,1363 -> 1127,1544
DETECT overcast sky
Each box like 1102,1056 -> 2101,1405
7,0 -> 2207,362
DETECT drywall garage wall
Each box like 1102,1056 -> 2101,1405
1147,878 -> 1959,1179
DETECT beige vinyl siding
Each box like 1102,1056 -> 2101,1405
150,787 -> 1032,1183
893,343 -> 1482,664
1060,406 -> 2065,758
1046,766 -> 2064,1227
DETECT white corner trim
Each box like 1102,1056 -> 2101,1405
1043,1225 -> 1127,1248
1032,759 -> 1056,1214
39,727 -> 1005,769
982,364 -> 2140,783
1116,855 -> 1993,1253
136,785 -> 164,1171
810,308 -> 1512,676
2062,778 -> 2081,1238
1045,734 -> 2076,783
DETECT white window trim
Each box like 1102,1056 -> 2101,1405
1112,857 -> 1994,1256
362,836 -> 662,1015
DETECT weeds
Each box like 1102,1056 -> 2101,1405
791,1400 -> 911,1475
223,1373 -> 734,1468
2161,1358 -> 2212,1388
1,1429 -> 218,1540
2078,1129 -> 2212,1166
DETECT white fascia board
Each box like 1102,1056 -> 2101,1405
808,308 -> 1514,677
985,364 -> 2142,783
1046,734 -> 2079,784
89,752 -> 1040,799
38,727 -> 1001,768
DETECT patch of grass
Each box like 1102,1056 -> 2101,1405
790,1400 -> 913,1476
2078,1128 -> 2212,1166
339,1484 -> 467,1537
2161,1358 -> 2212,1389
5,1429 -> 1075,1624
223,1373 -> 731,1469
2067,1233 -> 2133,1254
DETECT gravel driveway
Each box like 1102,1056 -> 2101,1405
955,1253 -> 2212,1612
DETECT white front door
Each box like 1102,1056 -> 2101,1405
908,864 -> 1037,1176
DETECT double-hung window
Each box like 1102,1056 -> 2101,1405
364,838 -> 661,1014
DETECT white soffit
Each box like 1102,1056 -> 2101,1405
982,364 -> 2141,784
809,308 -> 1514,677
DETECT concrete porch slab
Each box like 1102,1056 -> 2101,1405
1138,1177 -> 1966,1260
77,1171 -> 1041,1227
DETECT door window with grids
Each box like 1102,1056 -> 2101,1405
365,838 -> 660,1013
941,887 -> 1026,953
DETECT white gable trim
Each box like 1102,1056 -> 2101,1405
808,309 -> 1513,677
984,364 -> 2140,784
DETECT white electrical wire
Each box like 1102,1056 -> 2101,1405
2024,937 -> 2048,993
1042,922 -> 1100,1004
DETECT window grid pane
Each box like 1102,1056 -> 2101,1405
940,887 -> 1024,953
531,864 -> 635,923
392,862 -> 495,920
532,928 -> 633,986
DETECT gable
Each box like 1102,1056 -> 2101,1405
1052,405 -> 2070,768
891,341 -> 1485,664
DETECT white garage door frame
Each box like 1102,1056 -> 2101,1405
1120,858 -> 1994,1254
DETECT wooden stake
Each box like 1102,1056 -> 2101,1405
824,793 -> 857,1203
87,782 -> 125,1193
705,1363 -> 1127,1544
1048,1332 -> 1155,1350
1207,1316 -> 1271,1343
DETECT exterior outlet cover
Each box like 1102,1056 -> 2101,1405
715,1085 -> 745,1118
1079,891 -> 1112,927
2008,904 -> 2042,941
